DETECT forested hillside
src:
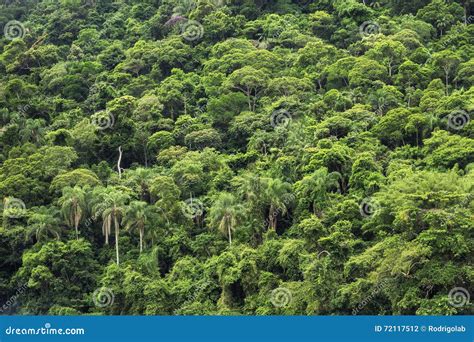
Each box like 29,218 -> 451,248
0,0 -> 473,316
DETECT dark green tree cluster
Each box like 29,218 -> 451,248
0,0 -> 472,315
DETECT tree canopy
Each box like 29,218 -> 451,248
0,0 -> 472,316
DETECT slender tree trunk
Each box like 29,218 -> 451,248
228,224 -> 232,245
104,217 -> 110,245
74,203 -> 80,240
117,146 -> 123,178
139,228 -> 143,253
114,216 -> 120,266
268,206 -> 277,230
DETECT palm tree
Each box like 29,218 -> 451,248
19,118 -> 45,145
26,207 -> 61,243
93,188 -> 130,265
58,186 -> 87,240
262,178 -> 292,231
232,172 -> 264,220
123,200 -> 154,253
209,193 -> 245,245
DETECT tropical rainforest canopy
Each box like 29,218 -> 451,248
0,0 -> 473,316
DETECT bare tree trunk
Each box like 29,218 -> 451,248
269,206 -> 277,230
139,228 -> 143,253
114,216 -> 120,266
117,146 -> 123,179
228,225 -> 232,245
104,216 -> 110,245
73,203 -> 80,240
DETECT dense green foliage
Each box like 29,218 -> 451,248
0,0 -> 473,316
